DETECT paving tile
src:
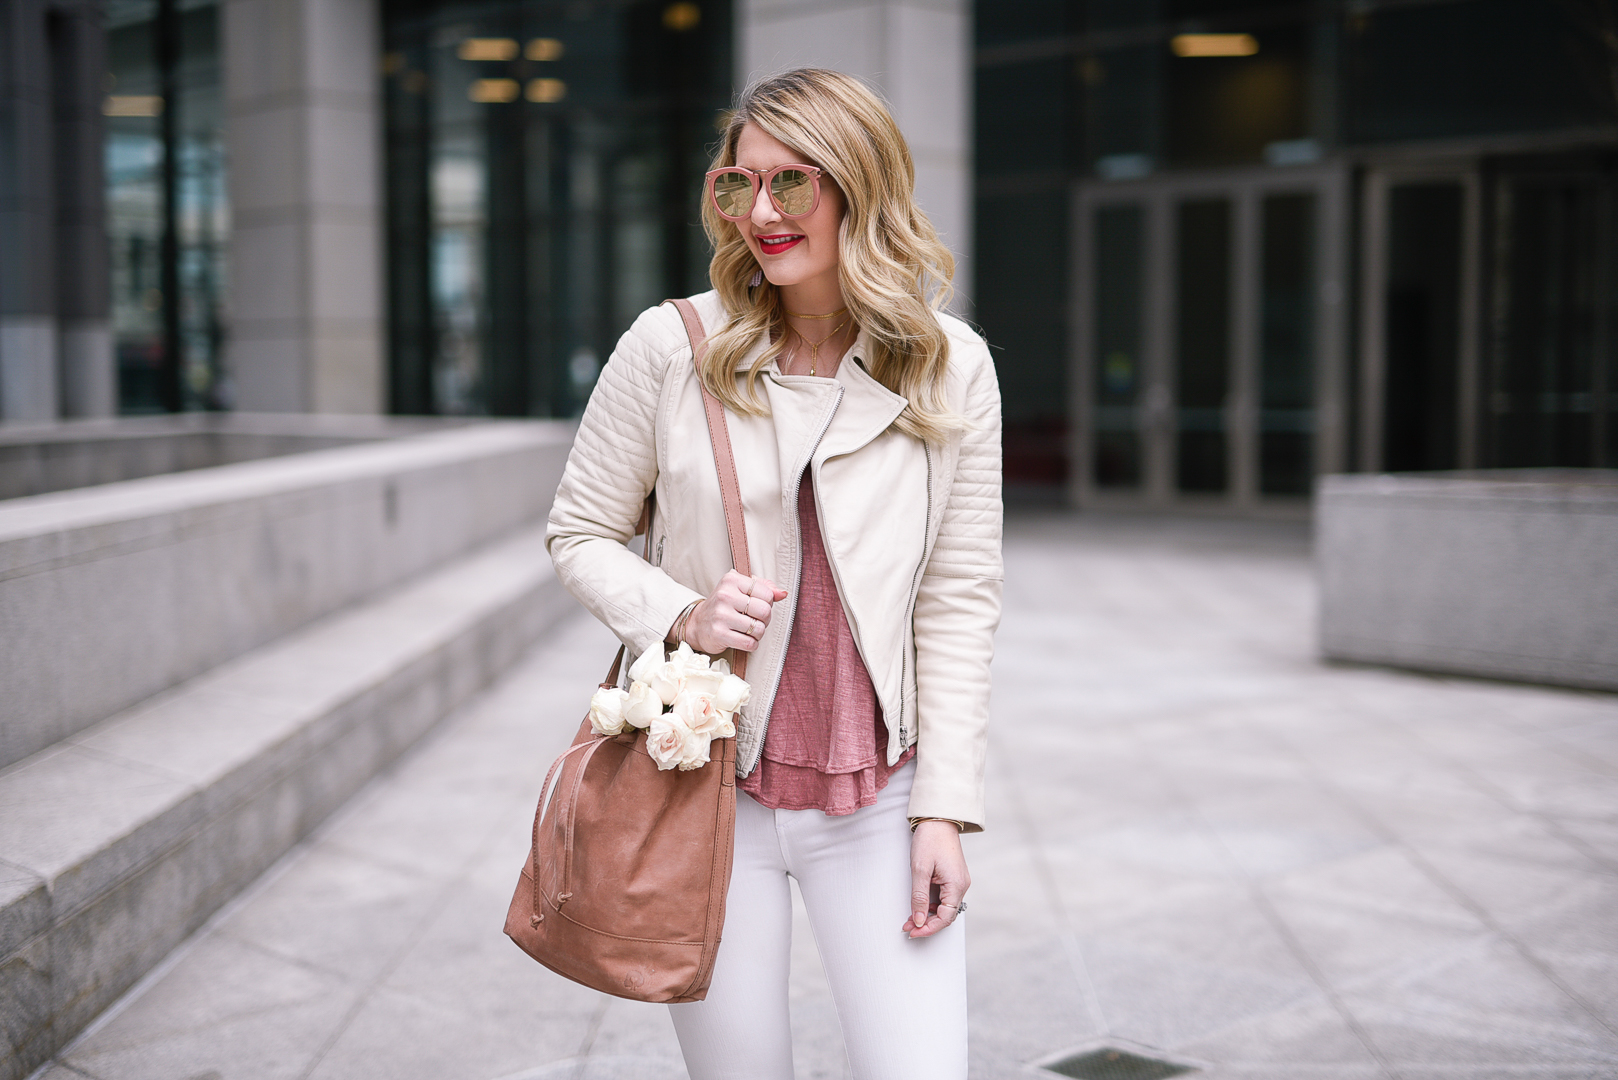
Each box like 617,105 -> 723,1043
61,934 -> 359,1080
304,984 -> 589,1080
1342,937 -> 1618,1068
1171,994 -> 1381,1067
215,841 -> 444,985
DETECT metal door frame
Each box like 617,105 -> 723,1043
1069,164 -> 1350,511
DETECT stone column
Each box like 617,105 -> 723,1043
0,0 -> 61,421
54,0 -> 113,417
0,0 -> 111,423
737,0 -> 973,308
223,0 -> 383,413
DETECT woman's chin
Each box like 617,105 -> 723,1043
759,260 -> 834,290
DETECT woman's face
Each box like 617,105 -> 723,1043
732,122 -> 845,291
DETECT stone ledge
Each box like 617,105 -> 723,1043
0,420 -> 574,770
0,523 -> 575,1080
0,413 -> 470,499
1317,469 -> 1618,691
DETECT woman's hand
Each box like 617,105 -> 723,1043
683,570 -> 789,654
904,821 -> 970,938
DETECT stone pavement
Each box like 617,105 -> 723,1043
29,514 -> 1618,1080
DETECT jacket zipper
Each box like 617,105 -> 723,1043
896,441 -> 933,754
743,386 -> 844,776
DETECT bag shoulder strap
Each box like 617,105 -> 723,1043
664,297 -> 752,679
665,298 -> 750,581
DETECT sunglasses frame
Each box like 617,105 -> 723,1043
705,163 -> 824,221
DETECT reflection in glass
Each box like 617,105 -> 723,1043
1175,199 -> 1230,492
1259,193 -> 1315,495
1093,204 -> 1143,489
1488,174 -> 1616,468
105,0 -> 227,413
1383,183 -> 1462,471
383,1 -> 730,418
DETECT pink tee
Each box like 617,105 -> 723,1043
740,469 -> 914,816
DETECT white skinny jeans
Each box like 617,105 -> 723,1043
668,761 -> 967,1080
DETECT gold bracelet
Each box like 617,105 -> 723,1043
666,600 -> 700,645
908,816 -> 966,833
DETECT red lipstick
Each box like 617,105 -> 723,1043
757,234 -> 804,255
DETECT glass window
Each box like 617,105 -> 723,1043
978,190 -> 1068,487
1383,183 -> 1462,472
1166,24 -> 1311,168
1086,45 -> 1161,176
105,0 -> 227,413
1344,0 -> 1607,144
1092,203 -> 1144,489
1487,166 -> 1617,468
1175,198 -> 1230,492
1260,192 -> 1315,495
383,0 -> 732,418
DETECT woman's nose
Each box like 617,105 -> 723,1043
750,185 -> 779,228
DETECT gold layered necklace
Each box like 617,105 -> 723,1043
784,307 -> 851,377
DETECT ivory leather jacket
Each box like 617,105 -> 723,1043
545,291 -> 1003,830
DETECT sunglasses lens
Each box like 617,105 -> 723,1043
770,170 -> 815,216
712,172 -> 753,218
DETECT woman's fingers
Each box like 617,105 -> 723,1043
904,823 -> 970,939
683,572 -> 789,655
908,858 -> 933,935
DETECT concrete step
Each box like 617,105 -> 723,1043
0,419 -> 574,770
0,522 -> 577,1080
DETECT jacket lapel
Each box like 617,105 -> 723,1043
815,333 -> 908,463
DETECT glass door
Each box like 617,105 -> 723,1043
1485,163 -> 1617,468
1072,166 -> 1348,510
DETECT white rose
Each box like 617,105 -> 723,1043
647,712 -> 708,772
672,687 -> 725,739
628,643 -> 664,686
649,659 -> 686,705
682,667 -> 726,702
588,686 -> 629,736
710,656 -> 731,675
715,673 -> 750,714
670,641 -> 710,673
623,681 -> 664,729
710,710 -> 736,739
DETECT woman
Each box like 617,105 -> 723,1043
546,68 -> 1001,1078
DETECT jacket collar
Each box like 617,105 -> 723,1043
735,325 -> 908,460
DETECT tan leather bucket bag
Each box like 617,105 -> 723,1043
505,299 -> 743,1003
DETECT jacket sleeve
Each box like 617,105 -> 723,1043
907,342 -> 1004,833
546,307 -> 706,659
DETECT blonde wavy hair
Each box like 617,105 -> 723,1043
699,68 -> 964,443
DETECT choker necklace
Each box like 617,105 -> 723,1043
785,306 -> 848,320
790,314 -> 852,377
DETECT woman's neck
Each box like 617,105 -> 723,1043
778,272 -> 845,320
776,271 -> 856,378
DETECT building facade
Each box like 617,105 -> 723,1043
0,0 -> 1612,509
976,0 -> 1618,507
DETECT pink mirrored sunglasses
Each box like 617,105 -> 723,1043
705,164 -> 823,220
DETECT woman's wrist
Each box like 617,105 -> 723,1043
908,816 -> 965,834
666,600 -> 701,646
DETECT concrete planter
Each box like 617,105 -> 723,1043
1317,470 -> 1618,691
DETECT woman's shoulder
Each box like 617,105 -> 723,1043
619,291 -> 727,365
933,308 -> 996,387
